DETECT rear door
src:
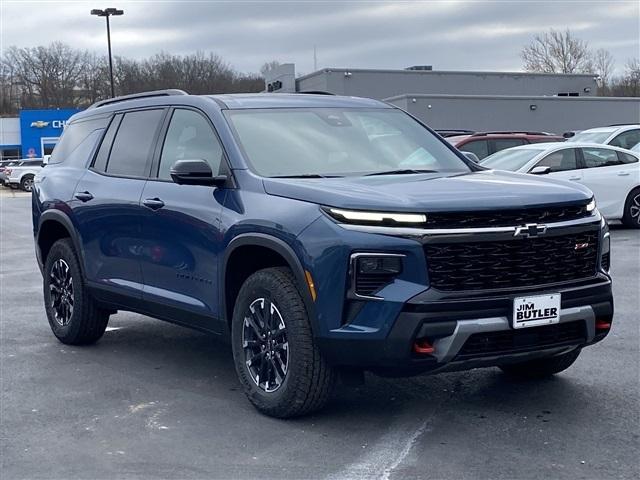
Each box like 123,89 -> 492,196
73,108 -> 166,301
138,107 -> 227,331
580,147 -> 639,218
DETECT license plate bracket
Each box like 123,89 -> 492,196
512,294 -> 561,329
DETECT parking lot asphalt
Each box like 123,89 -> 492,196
1,190 -> 639,480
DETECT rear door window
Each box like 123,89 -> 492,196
617,151 -> 639,164
581,148 -> 623,168
459,140 -> 489,159
103,109 -> 165,177
492,138 -> 526,153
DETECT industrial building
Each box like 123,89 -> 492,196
265,64 -> 640,133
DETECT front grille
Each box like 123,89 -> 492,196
425,231 -> 599,291
355,273 -> 396,296
457,321 -> 586,359
425,205 -> 591,229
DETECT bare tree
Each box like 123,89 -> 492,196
521,29 -> 593,74
593,49 -> 615,95
260,60 -> 281,77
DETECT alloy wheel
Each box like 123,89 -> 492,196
49,259 -> 74,326
630,193 -> 640,225
242,297 -> 289,393
22,178 -> 33,192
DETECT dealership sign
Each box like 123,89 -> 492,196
20,109 -> 81,158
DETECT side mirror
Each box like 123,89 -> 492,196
530,166 -> 551,175
42,155 -> 50,166
169,159 -> 227,186
462,151 -> 480,163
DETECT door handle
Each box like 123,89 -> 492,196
74,191 -> 94,202
617,172 -> 630,176
143,198 -> 165,210
569,176 -> 581,181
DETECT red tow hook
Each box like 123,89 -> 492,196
595,319 -> 612,330
413,339 -> 435,354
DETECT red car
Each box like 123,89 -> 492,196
443,131 -> 565,161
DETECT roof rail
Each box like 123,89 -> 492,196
89,89 -> 188,109
608,123 -> 640,127
296,90 -> 336,95
472,131 -> 554,137
435,129 -> 475,137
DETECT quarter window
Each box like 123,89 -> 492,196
49,116 -> 110,165
104,109 -> 164,177
617,151 -> 639,164
158,109 -> 223,180
581,148 -> 623,168
534,148 -> 578,172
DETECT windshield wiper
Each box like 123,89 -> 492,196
270,174 -> 342,179
365,169 -> 438,176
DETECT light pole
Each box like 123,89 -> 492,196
91,7 -> 124,98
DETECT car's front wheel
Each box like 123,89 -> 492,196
499,348 -> 581,378
43,239 -> 110,345
231,267 -> 335,418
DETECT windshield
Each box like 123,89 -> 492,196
566,130 -> 613,143
224,108 -> 470,177
481,148 -> 542,171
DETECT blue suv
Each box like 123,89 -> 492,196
33,90 -> 613,417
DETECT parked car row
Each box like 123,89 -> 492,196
0,158 -> 44,192
479,141 -> 640,228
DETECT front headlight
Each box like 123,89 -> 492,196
586,198 -> 596,213
325,207 -> 426,226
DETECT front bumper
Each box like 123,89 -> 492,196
317,278 -> 613,375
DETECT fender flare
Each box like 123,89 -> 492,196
221,233 -> 316,328
37,209 -> 86,276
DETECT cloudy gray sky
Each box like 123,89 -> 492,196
1,0 -> 638,76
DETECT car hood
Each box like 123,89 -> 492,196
262,170 -> 593,212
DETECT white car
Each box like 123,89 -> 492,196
481,143 -> 640,228
566,124 -> 640,150
2,158 -> 44,192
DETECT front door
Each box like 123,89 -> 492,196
139,108 -> 227,332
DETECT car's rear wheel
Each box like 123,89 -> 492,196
231,267 -> 335,418
622,187 -> 640,228
499,348 -> 581,378
43,239 -> 110,345
20,175 -> 34,192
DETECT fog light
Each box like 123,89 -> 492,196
357,256 -> 402,275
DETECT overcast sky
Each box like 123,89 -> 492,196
1,0 -> 638,76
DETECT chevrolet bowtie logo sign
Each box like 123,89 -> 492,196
514,223 -> 547,238
30,121 -> 50,128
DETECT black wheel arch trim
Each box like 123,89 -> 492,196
221,233 -> 317,331
37,209 -> 87,279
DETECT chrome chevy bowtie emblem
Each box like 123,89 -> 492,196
514,223 -> 547,238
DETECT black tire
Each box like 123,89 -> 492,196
499,348 -> 581,378
622,187 -> 640,229
20,174 -> 34,192
231,267 -> 335,418
43,239 -> 110,345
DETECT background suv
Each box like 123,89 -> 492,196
445,131 -> 565,160
33,90 -> 613,417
